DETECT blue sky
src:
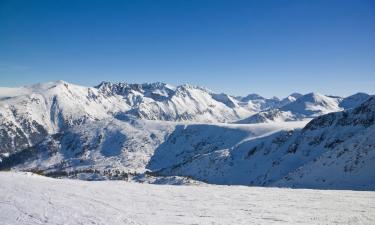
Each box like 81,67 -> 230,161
0,0 -> 374,97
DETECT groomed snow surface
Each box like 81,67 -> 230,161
1,172 -> 374,225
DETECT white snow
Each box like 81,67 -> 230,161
0,172 -> 374,225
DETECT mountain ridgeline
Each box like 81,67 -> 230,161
0,81 -> 373,190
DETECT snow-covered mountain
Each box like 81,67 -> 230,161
0,81 -> 373,190
236,92 -> 369,124
0,81 -> 250,155
339,92 -> 370,109
235,93 -> 284,111
280,92 -> 342,116
151,96 -> 375,190
0,80 -> 304,156
96,81 -> 252,122
0,81 -> 129,155
2,97 -> 374,189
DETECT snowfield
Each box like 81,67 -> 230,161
1,172 -> 374,225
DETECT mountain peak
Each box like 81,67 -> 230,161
339,92 -> 371,109
277,92 -> 342,117
289,92 -> 303,99
302,92 -> 325,100
241,93 -> 265,101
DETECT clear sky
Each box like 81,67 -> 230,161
0,0 -> 374,97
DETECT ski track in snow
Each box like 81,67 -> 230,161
0,172 -> 374,225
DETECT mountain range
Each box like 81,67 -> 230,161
0,81 -> 373,190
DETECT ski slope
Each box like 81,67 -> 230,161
0,172 -> 374,225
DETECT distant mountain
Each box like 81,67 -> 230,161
237,92 -> 370,124
96,81 -> 252,122
235,109 -> 299,124
339,92 -> 371,109
235,93 -> 282,112
277,92 -> 303,108
280,92 -> 342,116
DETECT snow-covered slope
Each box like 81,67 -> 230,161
4,119 -> 175,176
1,172 -> 374,225
150,97 -> 375,190
1,119 -> 306,181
